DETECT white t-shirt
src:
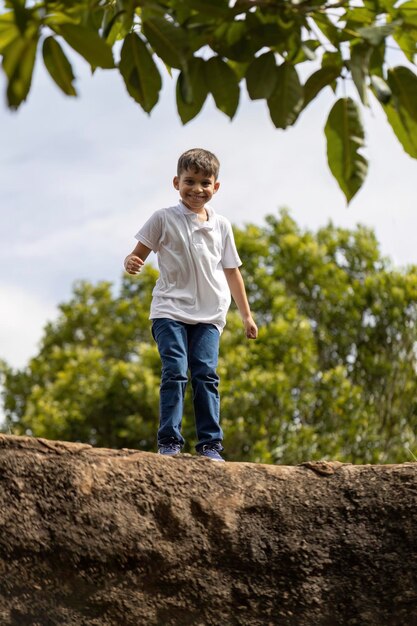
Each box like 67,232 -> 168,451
135,200 -> 241,331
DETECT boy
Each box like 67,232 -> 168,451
124,148 -> 257,462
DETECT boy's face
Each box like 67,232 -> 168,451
173,168 -> 220,212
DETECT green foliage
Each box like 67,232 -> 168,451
1,270 -> 161,449
119,33 -> 162,112
2,212 -> 417,465
204,56 -> 240,119
176,57 -> 209,123
1,22 -> 38,108
267,62 -> 303,129
231,212 -> 417,463
42,36 -> 77,96
51,22 -> 115,69
325,97 -> 368,203
246,51 -> 277,100
383,66 -> 417,158
1,1 -> 417,202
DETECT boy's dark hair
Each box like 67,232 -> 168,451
177,148 -> 220,180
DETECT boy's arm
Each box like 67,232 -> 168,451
223,267 -> 258,339
124,241 -> 152,275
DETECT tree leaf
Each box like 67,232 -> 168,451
393,31 -> 417,63
101,9 -> 126,43
343,7 -> 375,30
53,23 -> 115,69
211,21 -> 253,63
176,57 -> 208,124
245,51 -> 277,100
204,56 -> 239,119
349,42 -> 372,106
0,13 -> 19,52
142,16 -> 188,69
43,12 -> 80,27
226,21 -> 246,47
181,0 -> 231,19
391,1 -> 417,62
303,66 -> 340,111
42,36 -> 77,97
119,32 -> 162,113
321,50 -> 343,70
2,33 -> 38,109
325,97 -> 368,203
377,0 -> 396,11
370,75 -> 391,104
267,63 -> 303,129
357,22 -> 396,46
228,59 -> 250,81
388,66 -> 417,117
7,0 -> 30,35
369,40 -> 385,78
289,40 -> 320,65
312,14 -> 340,46
382,66 -> 417,158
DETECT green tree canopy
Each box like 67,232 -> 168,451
1,211 -> 417,464
1,0 -> 417,202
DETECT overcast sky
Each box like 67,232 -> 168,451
1,55 -> 417,372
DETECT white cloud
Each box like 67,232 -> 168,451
0,284 -> 57,368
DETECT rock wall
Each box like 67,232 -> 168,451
0,434 -> 416,626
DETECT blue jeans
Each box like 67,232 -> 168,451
151,318 -> 223,451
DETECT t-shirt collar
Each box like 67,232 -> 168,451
178,200 -> 215,226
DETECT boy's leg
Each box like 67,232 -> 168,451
187,323 -> 223,451
152,318 -> 188,447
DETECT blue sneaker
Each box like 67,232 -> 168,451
158,441 -> 181,456
198,444 -> 225,462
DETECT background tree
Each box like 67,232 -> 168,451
1,211 -> 417,464
0,268 -> 161,449
1,0 -> 417,202
230,211 -> 417,462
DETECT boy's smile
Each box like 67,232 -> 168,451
173,168 -> 220,214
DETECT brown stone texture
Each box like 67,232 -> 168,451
0,434 -> 416,626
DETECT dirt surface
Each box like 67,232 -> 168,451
0,434 -> 416,626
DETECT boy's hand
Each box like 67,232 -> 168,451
244,316 -> 258,339
124,254 -> 144,275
